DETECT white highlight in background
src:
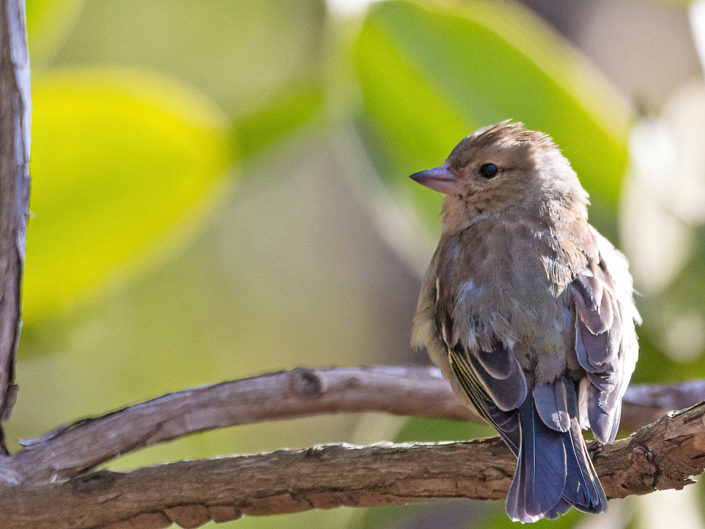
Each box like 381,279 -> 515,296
637,488 -> 705,529
326,0 -> 380,18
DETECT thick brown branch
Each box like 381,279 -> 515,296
10,366 -> 475,483
2,401 -> 705,529
7,366 -> 705,486
0,0 -> 30,452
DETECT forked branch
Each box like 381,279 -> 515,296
2,399 -> 705,529
3,365 -> 705,487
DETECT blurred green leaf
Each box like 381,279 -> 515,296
26,0 -> 85,67
53,0 -> 326,117
393,416 -> 494,443
232,79 -> 324,159
480,504 -> 585,529
25,68 -> 233,323
354,0 -> 631,234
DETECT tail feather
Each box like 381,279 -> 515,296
543,498 -> 572,520
506,389 -> 607,522
507,398 -> 567,521
563,419 -> 607,512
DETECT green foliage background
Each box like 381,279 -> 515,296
12,0 -> 705,527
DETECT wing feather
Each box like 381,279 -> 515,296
571,229 -> 639,442
449,349 -> 520,454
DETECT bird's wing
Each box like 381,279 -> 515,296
416,238 -> 527,452
570,228 -> 640,442
448,346 -> 521,454
450,336 -> 528,413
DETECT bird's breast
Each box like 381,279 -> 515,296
441,218 -> 568,305
435,218 -> 582,372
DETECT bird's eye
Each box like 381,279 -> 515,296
479,163 -> 499,179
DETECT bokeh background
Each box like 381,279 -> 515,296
10,0 -> 705,527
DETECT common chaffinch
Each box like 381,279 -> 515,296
411,121 -> 639,522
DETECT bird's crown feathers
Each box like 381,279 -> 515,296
448,120 -> 557,165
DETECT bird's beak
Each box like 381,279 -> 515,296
409,165 -> 457,194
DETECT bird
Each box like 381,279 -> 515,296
410,121 -> 640,522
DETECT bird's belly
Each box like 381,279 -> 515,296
453,278 -> 578,385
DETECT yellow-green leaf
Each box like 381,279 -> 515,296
26,68 -> 233,323
26,0 -> 85,67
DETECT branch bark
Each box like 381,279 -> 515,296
6,365 -> 705,486
2,400 -> 705,529
0,0 -> 30,453
1,3 -> 702,528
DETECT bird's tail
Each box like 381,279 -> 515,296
506,388 -> 607,522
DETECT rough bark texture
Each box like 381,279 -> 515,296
5,366 -> 705,486
1,3 -> 704,528
1,401 -> 705,529
0,0 -> 29,453
8,366 -> 475,483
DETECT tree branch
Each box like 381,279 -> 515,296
0,0 -> 30,453
1,3 -> 700,527
2,400 -> 705,529
6,365 -> 705,486
10,366 -> 473,483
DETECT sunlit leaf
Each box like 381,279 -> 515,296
53,0 -> 326,117
354,0 -> 631,235
25,68 -> 233,323
26,0 -> 85,67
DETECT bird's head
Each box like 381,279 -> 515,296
410,121 -> 588,233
